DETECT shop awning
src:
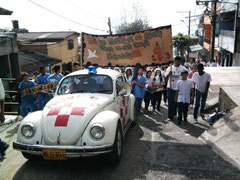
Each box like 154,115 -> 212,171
190,44 -> 203,52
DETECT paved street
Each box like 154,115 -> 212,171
1,105 -> 240,180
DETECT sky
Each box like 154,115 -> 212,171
0,0 -> 206,36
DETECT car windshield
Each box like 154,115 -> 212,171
57,75 -> 113,95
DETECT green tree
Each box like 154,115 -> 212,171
115,4 -> 151,34
172,33 -> 191,58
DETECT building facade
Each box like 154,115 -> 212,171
197,0 -> 240,66
18,31 -> 80,72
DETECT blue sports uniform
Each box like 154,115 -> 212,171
48,73 -> 64,83
48,73 -> 64,93
36,73 -> 50,110
19,80 -> 36,118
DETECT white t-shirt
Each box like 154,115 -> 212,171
165,65 -> 187,90
125,75 -> 132,85
192,72 -> 211,93
210,63 -> 217,67
0,79 -> 5,100
177,79 -> 194,103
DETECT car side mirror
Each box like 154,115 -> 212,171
117,82 -> 131,96
119,89 -> 127,96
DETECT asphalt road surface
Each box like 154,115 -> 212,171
1,105 -> 240,180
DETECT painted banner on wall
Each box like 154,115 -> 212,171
82,25 -> 173,66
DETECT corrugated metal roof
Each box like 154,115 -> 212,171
19,50 -> 61,73
17,31 -> 79,42
20,42 -> 56,45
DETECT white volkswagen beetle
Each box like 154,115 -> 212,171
13,67 -> 136,163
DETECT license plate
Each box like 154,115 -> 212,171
42,149 -> 66,160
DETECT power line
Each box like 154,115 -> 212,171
65,0 -> 107,21
28,0 -> 107,32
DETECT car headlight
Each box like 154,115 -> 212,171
21,123 -> 35,138
90,124 -> 105,141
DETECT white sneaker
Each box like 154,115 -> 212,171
166,118 -> 172,121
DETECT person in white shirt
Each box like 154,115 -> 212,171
125,67 -> 133,85
144,70 -> 153,112
192,63 -> 211,123
152,69 -> 165,111
175,71 -> 194,125
165,56 -> 187,121
209,60 -> 217,67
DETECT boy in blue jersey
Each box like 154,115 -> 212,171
48,65 -> 63,92
48,65 -> 63,83
132,67 -> 148,113
36,67 -> 50,110
19,72 -> 36,118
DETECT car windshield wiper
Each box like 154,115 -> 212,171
93,90 -> 111,93
69,90 -> 84,94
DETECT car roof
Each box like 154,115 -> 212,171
66,68 -> 123,79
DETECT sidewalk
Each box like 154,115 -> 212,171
0,115 -> 22,134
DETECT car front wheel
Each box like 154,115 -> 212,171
107,122 -> 123,164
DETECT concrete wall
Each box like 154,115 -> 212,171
233,53 -> 240,66
219,86 -> 238,112
0,55 -> 11,77
0,37 -> 18,56
201,68 -> 240,170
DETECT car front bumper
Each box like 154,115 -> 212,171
13,142 -> 113,158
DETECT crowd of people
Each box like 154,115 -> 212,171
125,56 -> 212,125
7,58 -> 213,123
0,57 -> 213,161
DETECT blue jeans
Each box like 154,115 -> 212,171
21,95 -> 36,118
194,89 -> 207,119
135,98 -> 143,112
38,93 -> 50,110
167,88 -> 177,119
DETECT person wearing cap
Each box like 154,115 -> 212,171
165,56 -> 187,121
152,68 -> 165,112
36,67 -> 51,110
125,67 -> 133,85
175,70 -> 194,125
19,72 -> 37,118
192,63 -> 211,123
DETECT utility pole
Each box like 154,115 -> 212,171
187,11 -> 191,62
210,0 -> 217,61
196,0 -> 218,61
108,17 -> 113,35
